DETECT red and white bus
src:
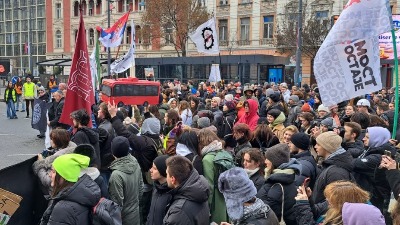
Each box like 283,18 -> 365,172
101,77 -> 160,106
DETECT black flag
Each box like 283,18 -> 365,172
31,99 -> 47,131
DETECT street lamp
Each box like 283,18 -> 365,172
107,0 -> 113,76
294,0 -> 303,87
17,4 -> 33,75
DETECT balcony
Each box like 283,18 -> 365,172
237,40 -> 250,46
219,40 -> 228,46
259,38 -> 275,46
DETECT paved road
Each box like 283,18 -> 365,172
0,89 -> 44,169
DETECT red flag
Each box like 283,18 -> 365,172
24,42 -> 29,54
59,8 -> 94,127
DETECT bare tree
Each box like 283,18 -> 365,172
142,0 -> 210,57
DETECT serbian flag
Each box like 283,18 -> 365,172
313,0 -> 392,107
59,7 -> 95,127
97,11 -> 130,48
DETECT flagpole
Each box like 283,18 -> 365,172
391,28 -> 399,139
107,0 -> 111,76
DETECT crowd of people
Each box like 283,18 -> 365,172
9,75 -> 400,225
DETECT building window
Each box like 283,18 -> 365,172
88,0 -> 94,16
38,31 -> 45,42
56,3 -> 62,19
6,21 -> 11,32
240,17 -> 250,41
56,30 -> 62,48
218,19 -> 228,42
241,0 -> 251,3
139,0 -> 146,11
74,1 -> 79,17
89,29 -> 94,45
315,10 -> 329,19
164,23 -> 173,45
37,19 -> 44,30
219,0 -> 228,5
37,5 -> 45,17
263,16 -> 274,39
14,21 -> 19,31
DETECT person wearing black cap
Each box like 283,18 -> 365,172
147,155 -> 172,225
288,132 -> 317,188
109,136 -> 144,225
266,92 -> 285,115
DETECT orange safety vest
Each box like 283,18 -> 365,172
15,84 -> 22,95
48,80 -> 57,90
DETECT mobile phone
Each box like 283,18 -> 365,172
385,150 -> 392,157
302,177 -> 311,188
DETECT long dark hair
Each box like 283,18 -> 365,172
177,130 -> 199,155
5,81 -> 14,90
51,171 -> 74,197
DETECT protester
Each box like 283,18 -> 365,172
198,129 -> 229,223
288,132 -> 317,188
242,149 -> 265,191
14,77 -> 25,112
235,99 -> 259,131
267,109 -> 286,142
48,90 -> 69,130
294,181 -> 375,225
342,122 -> 364,158
163,156 -> 210,224
147,155 -> 171,225
33,128 -> 77,192
233,123 -> 253,165
298,112 -> 315,134
39,154 -> 101,225
109,136 -> 143,225
257,143 -> 299,225
179,100 -> 193,126
176,129 -> 203,175
4,81 -> 17,119
217,100 -> 237,150
356,99 -> 371,114
250,123 -> 280,151
70,109 -> 101,168
22,76 -> 37,118
281,125 -> 299,144
219,167 -> 279,225
381,155 -> 400,225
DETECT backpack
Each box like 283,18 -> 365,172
212,150 -> 236,185
92,197 -> 122,225
148,136 -> 165,156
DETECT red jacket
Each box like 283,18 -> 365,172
235,99 -> 259,131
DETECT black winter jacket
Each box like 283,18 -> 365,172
147,181 -> 172,225
386,169 -> 400,198
343,140 -> 365,158
311,149 -> 354,204
40,175 -> 101,225
353,143 -> 396,195
250,172 -> 265,191
291,151 -> 317,188
185,153 -> 204,176
217,110 -> 237,148
98,119 -> 116,171
48,97 -> 69,129
71,127 -> 101,168
111,117 -> 159,185
257,167 -> 298,225
163,169 -> 210,225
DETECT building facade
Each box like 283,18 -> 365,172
43,0 -> 399,85
0,0 -> 46,76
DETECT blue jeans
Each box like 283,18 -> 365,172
15,94 -> 25,111
6,100 -> 17,118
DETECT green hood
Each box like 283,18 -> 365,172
109,154 -> 140,174
271,112 -> 286,127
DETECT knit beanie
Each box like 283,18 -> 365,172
153,155 -> 169,178
290,132 -> 310,150
141,118 -> 161,135
320,117 -> 337,129
111,136 -> 131,158
218,167 -> 257,220
269,93 -> 281,103
301,103 -> 311,112
53,154 -> 90,182
225,94 -> 234,102
265,88 -> 275,97
198,117 -> 211,129
267,109 -> 281,119
316,131 -> 342,153
264,143 -> 290,168
212,97 -> 221,106
317,104 -> 330,112
224,101 -> 236,111
289,95 -> 299,103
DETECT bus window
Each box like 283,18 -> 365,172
102,85 -> 112,96
146,86 -> 158,96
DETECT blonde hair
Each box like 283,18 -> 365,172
283,125 -> 299,135
323,181 -> 370,225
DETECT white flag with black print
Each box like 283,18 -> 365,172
110,20 -> 135,74
189,18 -> 220,54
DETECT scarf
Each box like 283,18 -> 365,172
245,168 -> 260,178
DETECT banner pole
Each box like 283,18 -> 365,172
390,28 -> 399,139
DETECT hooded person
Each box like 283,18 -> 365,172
147,155 -> 172,225
39,154 -> 101,225
257,144 -> 300,225
218,167 -> 279,225
353,126 -> 396,213
267,109 -> 286,142
109,136 -> 144,225
342,203 -> 385,225
235,99 -> 259,131
216,100 -> 237,150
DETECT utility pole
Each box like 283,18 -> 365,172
294,0 -> 303,87
107,0 -> 111,76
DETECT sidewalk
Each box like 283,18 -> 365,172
0,86 -> 4,102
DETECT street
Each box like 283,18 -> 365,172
0,91 -> 44,169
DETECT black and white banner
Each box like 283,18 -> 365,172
31,99 -> 47,131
